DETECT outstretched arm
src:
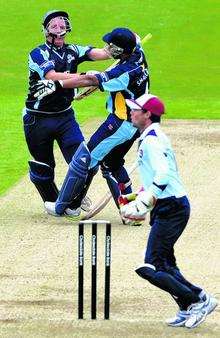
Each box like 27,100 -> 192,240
60,74 -> 99,88
32,74 -> 99,100
88,48 -> 111,60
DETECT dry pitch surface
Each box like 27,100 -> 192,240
0,120 -> 219,338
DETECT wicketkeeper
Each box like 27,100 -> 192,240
119,93 -> 218,328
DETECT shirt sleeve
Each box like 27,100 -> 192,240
75,45 -> 94,64
95,71 -> 130,92
144,136 -> 170,198
29,48 -> 55,78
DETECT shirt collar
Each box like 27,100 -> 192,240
45,42 -> 65,51
139,123 -> 160,141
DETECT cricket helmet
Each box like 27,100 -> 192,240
103,28 -> 137,56
42,10 -> 72,37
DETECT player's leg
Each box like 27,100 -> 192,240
101,131 -> 140,224
166,251 -> 203,298
55,110 -> 85,164
166,249 -> 217,326
44,111 -> 90,215
102,132 -> 139,201
88,114 -> 137,207
68,165 -> 99,209
135,197 -> 202,307
65,114 -> 137,212
88,114 -> 137,169
23,112 -> 58,202
54,141 -> 91,214
53,110 -> 89,215
135,197 -> 215,328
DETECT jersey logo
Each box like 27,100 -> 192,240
67,54 -> 75,63
99,72 -> 109,82
139,149 -> 143,158
137,72 -> 147,86
80,157 -> 87,163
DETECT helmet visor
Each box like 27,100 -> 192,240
45,16 -> 71,38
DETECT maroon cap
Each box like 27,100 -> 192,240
126,94 -> 165,116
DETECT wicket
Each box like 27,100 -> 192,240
78,220 -> 111,320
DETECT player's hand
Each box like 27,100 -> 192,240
120,191 -> 156,221
31,80 -> 63,100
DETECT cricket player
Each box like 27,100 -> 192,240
119,93 -> 218,328
33,28 -> 150,222
23,9 -> 110,214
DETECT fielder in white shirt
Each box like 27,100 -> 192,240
119,93 -> 217,329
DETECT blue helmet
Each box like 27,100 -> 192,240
103,28 -> 136,55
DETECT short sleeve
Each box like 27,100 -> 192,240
95,72 -> 130,92
29,48 -> 55,78
75,45 -> 94,64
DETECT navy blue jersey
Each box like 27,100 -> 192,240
25,43 -> 93,113
95,45 -> 149,121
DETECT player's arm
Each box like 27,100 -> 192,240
60,74 -> 99,88
45,69 -> 84,81
32,74 -> 99,99
32,65 -> 128,99
87,48 -> 111,60
120,138 -> 169,221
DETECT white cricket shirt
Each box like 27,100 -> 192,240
138,123 -> 187,199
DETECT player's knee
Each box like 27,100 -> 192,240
70,142 -> 91,178
29,160 -> 54,183
28,160 -> 58,202
135,264 -> 156,282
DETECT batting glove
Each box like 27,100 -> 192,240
32,80 -> 63,100
120,191 -> 156,221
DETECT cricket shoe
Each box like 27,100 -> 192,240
166,310 -> 190,327
44,201 -> 81,219
184,300 -> 207,329
202,294 -> 218,316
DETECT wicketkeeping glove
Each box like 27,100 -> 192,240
31,80 -> 63,100
120,191 -> 156,221
118,192 -> 138,206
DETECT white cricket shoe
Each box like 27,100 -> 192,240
44,201 -> 81,218
203,294 -> 218,316
166,310 -> 190,327
185,301 -> 207,329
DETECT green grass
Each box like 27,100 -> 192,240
0,0 -> 219,195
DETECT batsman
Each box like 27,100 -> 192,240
23,10 -> 111,215
33,27 -> 150,222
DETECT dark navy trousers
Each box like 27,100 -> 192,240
23,109 -> 84,167
137,196 -> 203,310
146,196 -> 190,268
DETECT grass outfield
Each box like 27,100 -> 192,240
0,0 -> 219,195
